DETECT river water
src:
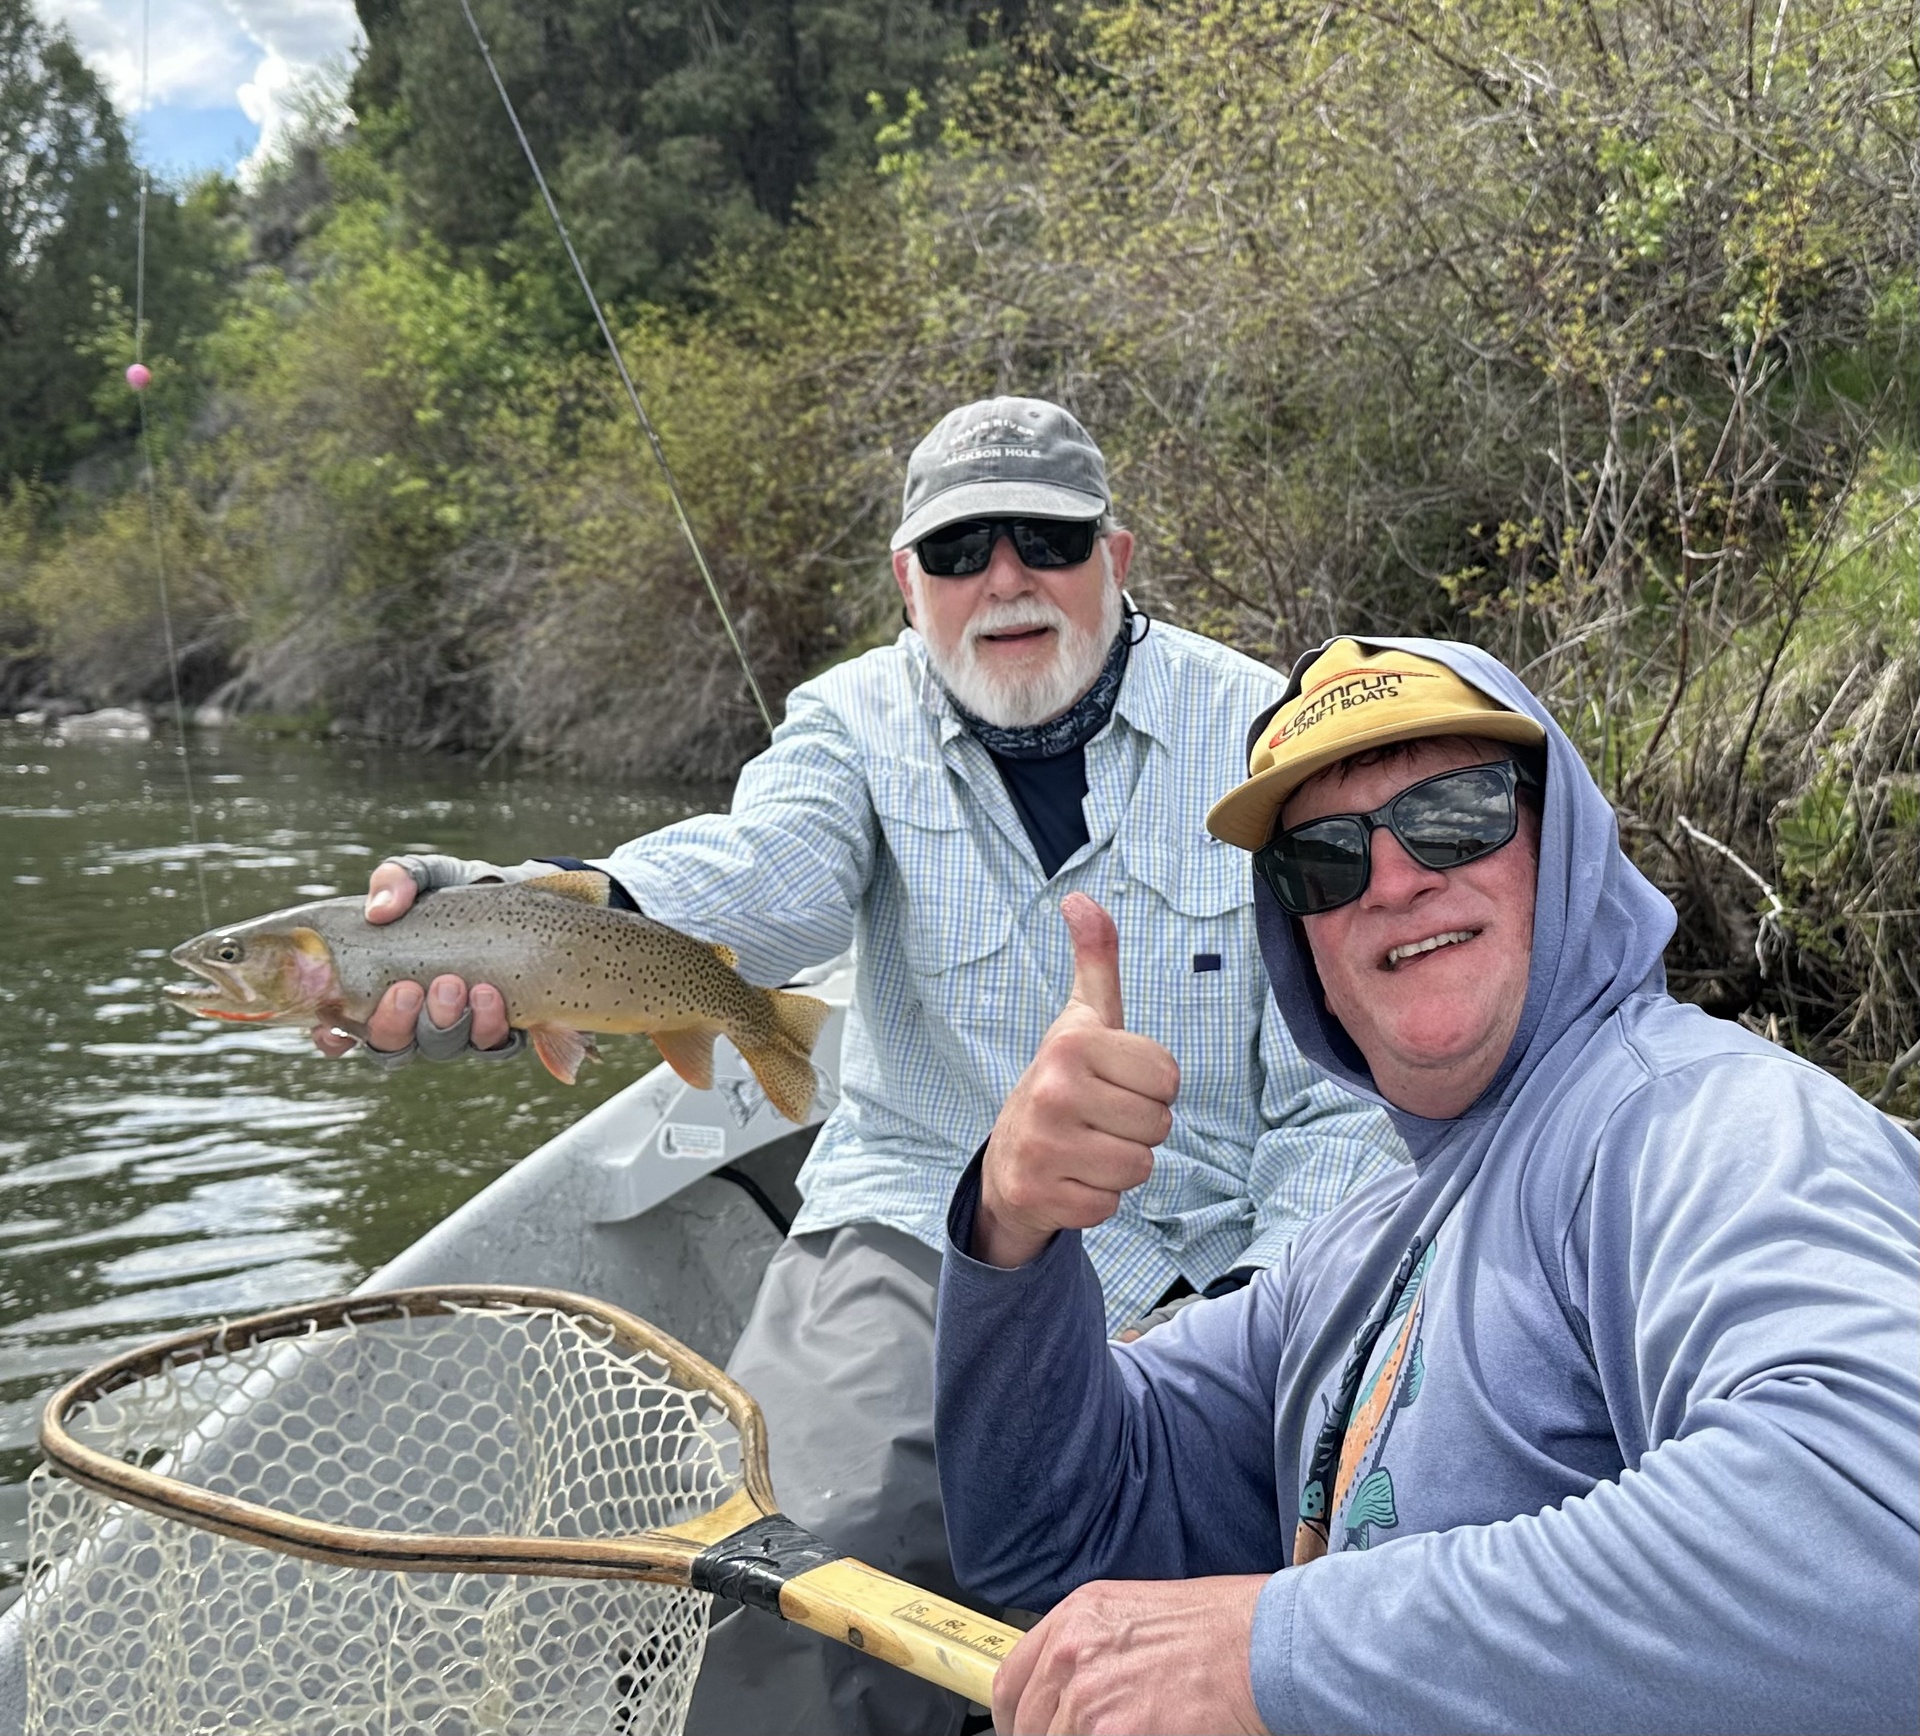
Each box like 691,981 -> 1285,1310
0,720 -> 716,1602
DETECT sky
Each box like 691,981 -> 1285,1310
41,0 -> 366,180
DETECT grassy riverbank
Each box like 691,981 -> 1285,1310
2,0 -> 1915,1094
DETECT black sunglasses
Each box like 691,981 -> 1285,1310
1254,758 -> 1539,917
915,516 -> 1100,577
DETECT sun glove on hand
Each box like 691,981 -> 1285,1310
382,854 -> 560,894
362,1001 -> 529,1071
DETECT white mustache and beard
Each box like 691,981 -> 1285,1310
911,550 -> 1125,729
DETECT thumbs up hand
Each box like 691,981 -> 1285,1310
974,893 -> 1182,1270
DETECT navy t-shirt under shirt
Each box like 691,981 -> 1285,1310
988,745 -> 1089,880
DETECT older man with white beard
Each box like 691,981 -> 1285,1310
315,397 -> 1401,1735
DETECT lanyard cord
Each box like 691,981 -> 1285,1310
453,0 -> 776,739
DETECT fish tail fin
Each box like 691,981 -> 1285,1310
739,989 -> 831,1123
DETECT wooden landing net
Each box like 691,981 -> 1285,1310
28,1286 -> 1014,1733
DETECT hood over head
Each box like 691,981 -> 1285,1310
1247,636 -> 1676,1162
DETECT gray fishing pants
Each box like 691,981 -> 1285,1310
682,1221 -> 975,1736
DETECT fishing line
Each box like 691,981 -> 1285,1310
133,0 -> 213,930
454,0 -> 777,738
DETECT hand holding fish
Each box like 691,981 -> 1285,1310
309,857 -> 552,1057
974,893 -> 1179,1270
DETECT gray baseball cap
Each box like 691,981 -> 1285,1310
890,396 -> 1110,551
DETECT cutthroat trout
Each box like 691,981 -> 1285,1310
163,872 -> 831,1122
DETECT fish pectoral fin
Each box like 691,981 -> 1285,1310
707,941 -> 739,971
1346,1469 -> 1398,1532
650,1025 -> 717,1091
520,870 -> 613,906
528,1023 -> 599,1083
317,1007 -> 370,1044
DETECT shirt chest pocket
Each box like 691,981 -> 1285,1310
872,782 -> 1030,1102
1123,837 -> 1254,957
870,759 -> 1016,1005
1115,836 -> 1260,1052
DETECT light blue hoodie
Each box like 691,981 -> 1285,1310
935,637 -> 1920,1733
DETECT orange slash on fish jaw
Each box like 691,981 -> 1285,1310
193,1007 -> 280,1022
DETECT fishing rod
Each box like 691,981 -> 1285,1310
130,0 -> 213,931
453,0 -> 777,738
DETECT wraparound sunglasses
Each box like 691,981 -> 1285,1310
915,516 -> 1099,577
1255,758 -> 1540,916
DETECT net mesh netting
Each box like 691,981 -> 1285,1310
27,1302 -> 736,1735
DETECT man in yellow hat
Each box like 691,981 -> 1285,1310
934,635 -> 1920,1734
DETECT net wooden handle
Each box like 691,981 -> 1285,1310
778,1556 -> 1018,1704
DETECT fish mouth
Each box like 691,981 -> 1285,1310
163,952 -> 260,1014
162,980 -> 244,1014
161,984 -> 278,1021
169,946 -> 255,1003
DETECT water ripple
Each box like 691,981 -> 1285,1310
96,1230 -> 346,1288
4,1259 -> 361,1337
0,1174 -> 338,1259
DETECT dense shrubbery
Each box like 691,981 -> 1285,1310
0,0 -> 1914,1097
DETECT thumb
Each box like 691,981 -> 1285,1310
365,862 -> 418,924
1061,891 -> 1124,1029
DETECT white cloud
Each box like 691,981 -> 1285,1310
235,42 -> 351,179
223,0 -> 362,71
234,45 -> 292,164
41,0 -> 363,167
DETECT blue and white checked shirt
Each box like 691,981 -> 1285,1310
599,624 -> 1404,1331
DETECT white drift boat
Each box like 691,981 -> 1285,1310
0,956 -> 856,1733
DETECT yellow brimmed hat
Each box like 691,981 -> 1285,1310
1206,639 -> 1546,851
